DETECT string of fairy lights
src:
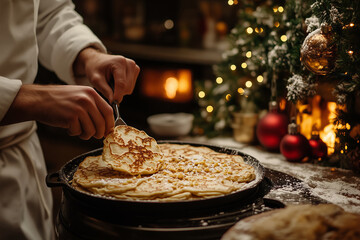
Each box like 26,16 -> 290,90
197,3 -> 286,115
198,2 -> 356,116
197,3 -> 356,110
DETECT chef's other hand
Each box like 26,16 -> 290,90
1,84 -> 114,140
73,47 -> 140,103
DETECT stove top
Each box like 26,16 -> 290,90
56,168 -> 326,240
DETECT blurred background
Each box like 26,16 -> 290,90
37,0 -> 241,134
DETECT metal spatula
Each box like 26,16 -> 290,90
112,101 -> 127,126
109,76 -> 126,126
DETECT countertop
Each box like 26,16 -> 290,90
179,136 -> 360,214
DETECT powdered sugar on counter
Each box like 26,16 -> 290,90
179,136 -> 360,214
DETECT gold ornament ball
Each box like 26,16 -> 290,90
300,28 -> 336,75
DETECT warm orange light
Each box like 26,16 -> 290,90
198,91 -> 205,98
216,77 -> 223,84
164,19 -> 174,30
343,23 -> 355,29
280,35 -> 288,42
279,98 -> 286,111
165,77 -> 178,99
237,88 -> 244,95
298,96 -> 337,155
245,81 -> 252,88
216,22 -> 228,35
178,70 -> 192,94
298,102 -> 312,138
257,75 -> 264,82
141,68 -> 192,103
246,51 -> 252,58
246,27 -> 253,34
320,102 -> 337,155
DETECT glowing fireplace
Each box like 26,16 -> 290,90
140,68 -> 193,103
297,95 -> 346,156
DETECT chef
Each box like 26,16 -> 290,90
0,0 -> 139,239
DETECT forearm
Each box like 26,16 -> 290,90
73,47 -> 103,79
1,85 -> 43,125
1,84 -> 114,139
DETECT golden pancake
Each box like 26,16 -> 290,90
72,143 -> 256,201
102,125 -> 163,175
72,155 -> 143,194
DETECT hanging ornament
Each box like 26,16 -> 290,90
300,24 -> 336,75
280,121 -> 311,162
308,129 -> 328,161
256,72 -> 288,151
256,101 -> 288,151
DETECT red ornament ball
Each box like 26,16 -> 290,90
309,136 -> 328,159
256,112 -> 288,151
280,133 -> 310,162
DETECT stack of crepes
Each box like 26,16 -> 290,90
72,125 -> 256,201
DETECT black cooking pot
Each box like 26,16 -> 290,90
46,141 -> 265,222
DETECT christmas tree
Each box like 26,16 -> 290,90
194,0 -> 360,172
194,0 -> 314,136
193,1 -> 286,137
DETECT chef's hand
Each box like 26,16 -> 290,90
1,84 -> 114,140
73,47 -> 140,103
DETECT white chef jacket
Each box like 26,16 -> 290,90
0,0 -> 106,239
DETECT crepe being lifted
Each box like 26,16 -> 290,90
102,125 -> 163,175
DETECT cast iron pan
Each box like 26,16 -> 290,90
46,141 -> 265,219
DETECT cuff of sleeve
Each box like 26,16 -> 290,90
0,78 -> 22,121
51,24 -> 107,85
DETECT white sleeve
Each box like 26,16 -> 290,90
36,0 -> 106,85
0,78 -> 22,121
